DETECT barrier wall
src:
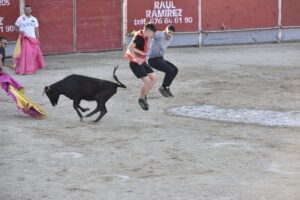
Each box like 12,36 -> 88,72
282,0 -> 300,26
0,0 -> 19,40
3,0 -> 300,56
201,0 -> 278,31
126,0 -> 298,46
127,0 -> 198,33
281,0 -> 300,41
24,0 -> 122,54
126,0 -> 199,47
76,0 -> 122,52
26,0 -> 74,54
201,0 -> 280,45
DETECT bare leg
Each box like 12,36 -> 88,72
140,73 -> 157,99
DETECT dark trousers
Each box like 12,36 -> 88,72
148,57 -> 178,88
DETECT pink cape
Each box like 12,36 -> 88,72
14,35 -> 45,75
0,71 -> 47,119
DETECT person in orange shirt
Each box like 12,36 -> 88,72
124,23 -> 157,111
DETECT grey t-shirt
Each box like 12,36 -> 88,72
148,31 -> 172,58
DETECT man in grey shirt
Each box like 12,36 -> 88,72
148,25 -> 178,97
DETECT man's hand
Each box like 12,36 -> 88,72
128,42 -> 144,65
5,64 -> 15,69
134,57 -> 144,65
14,25 -> 23,35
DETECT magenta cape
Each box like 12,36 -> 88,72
14,35 -> 45,75
0,71 -> 47,118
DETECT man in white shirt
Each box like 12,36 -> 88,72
14,4 -> 39,39
13,4 -> 44,75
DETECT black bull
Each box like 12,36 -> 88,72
44,65 -> 126,122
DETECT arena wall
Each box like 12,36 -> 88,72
1,0 -> 300,56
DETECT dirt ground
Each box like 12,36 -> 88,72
1,43 -> 300,200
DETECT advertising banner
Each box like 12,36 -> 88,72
127,0 -> 198,33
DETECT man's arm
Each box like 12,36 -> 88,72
14,17 -> 21,33
35,27 -> 40,40
0,54 -> 14,70
14,25 -> 20,33
127,42 -> 144,64
14,25 -> 24,35
127,42 -> 138,59
0,54 -> 4,71
4,64 -> 14,69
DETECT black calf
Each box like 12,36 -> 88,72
44,65 -> 126,122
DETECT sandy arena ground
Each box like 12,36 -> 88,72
1,43 -> 300,200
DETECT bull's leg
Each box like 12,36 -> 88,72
85,91 -> 110,118
77,100 -> 89,112
73,99 -> 83,121
94,90 -> 116,123
94,103 -> 107,123
85,103 -> 101,118
85,106 -> 100,117
78,105 -> 90,112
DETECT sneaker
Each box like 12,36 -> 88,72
159,86 -> 170,97
165,87 -> 174,97
138,98 -> 149,111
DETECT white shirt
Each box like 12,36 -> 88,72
15,15 -> 39,38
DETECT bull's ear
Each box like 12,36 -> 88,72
43,86 -> 48,96
43,86 -> 51,94
42,87 -> 46,96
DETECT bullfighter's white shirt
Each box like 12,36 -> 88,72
15,15 -> 39,38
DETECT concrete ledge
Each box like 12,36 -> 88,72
5,41 -> 17,57
127,32 -> 199,48
202,29 -> 278,46
282,28 -> 300,41
168,33 -> 199,47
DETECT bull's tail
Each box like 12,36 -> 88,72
113,65 -> 126,88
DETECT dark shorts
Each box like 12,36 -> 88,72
129,61 -> 154,78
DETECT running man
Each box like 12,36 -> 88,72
124,23 -> 157,111
148,25 -> 178,97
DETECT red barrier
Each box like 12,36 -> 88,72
127,0 -> 198,33
13,0 -> 299,54
76,0 -> 122,52
0,0 -> 19,41
26,0 -> 74,54
202,0 -> 278,31
282,0 -> 300,26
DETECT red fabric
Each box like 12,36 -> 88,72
124,30 -> 148,64
14,35 -> 45,75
